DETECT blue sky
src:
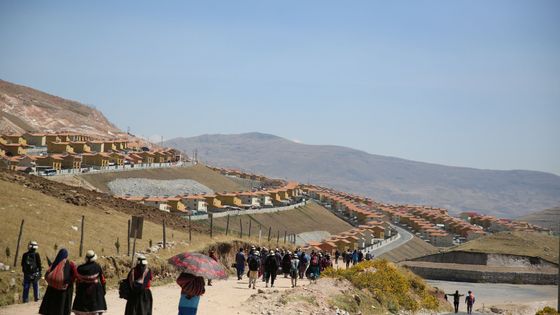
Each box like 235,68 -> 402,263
1,1 -> 559,174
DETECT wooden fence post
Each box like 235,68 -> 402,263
225,215 -> 230,235
284,231 -> 287,244
13,219 -> 24,267
131,234 -> 137,265
188,214 -> 192,242
248,220 -> 252,238
268,227 -> 271,242
276,230 -> 280,247
258,225 -> 262,244
79,216 -> 85,257
163,219 -> 167,249
127,219 -> 131,256
239,218 -> 243,238
210,214 -> 213,238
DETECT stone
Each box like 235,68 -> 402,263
258,289 -> 265,294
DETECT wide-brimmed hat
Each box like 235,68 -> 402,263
137,254 -> 148,265
85,250 -> 97,262
28,241 -> 38,250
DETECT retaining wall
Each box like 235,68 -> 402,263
188,201 -> 307,221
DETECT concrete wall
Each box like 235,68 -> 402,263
405,265 -> 558,285
412,251 -> 558,268
188,200 -> 307,221
412,251 -> 488,265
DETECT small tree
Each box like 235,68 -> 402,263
114,238 -> 120,255
54,243 -> 58,251
149,239 -> 153,248
5,246 -> 10,259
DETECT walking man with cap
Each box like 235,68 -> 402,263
21,241 -> 42,303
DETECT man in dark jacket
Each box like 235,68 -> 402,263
21,241 -> 42,302
235,248 -> 246,280
264,252 -> 279,288
445,290 -> 464,313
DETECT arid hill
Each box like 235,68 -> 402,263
518,207 -> 560,234
165,133 -> 560,218
0,79 -> 122,138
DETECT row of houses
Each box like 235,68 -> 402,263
119,182 -> 304,215
460,212 -> 550,233
304,221 -> 389,253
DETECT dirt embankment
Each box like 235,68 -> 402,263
0,169 -> 205,232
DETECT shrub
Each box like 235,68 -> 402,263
536,306 -> 559,315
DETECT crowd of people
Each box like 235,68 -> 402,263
19,240 -> 476,315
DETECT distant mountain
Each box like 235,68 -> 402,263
0,79 -> 122,138
165,133 -> 560,218
518,207 -> 560,234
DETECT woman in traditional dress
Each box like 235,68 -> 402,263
39,248 -> 76,315
177,272 -> 205,315
125,255 -> 153,315
72,250 -> 107,315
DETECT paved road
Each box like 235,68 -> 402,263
368,224 -> 413,257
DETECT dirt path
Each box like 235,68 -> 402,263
0,274 -> 305,315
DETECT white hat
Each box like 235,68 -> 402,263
137,254 -> 148,265
28,241 -> 38,250
85,250 -> 97,262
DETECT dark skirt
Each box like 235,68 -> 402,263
39,285 -> 73,315
72,282 -> 107,313
125,288 -> 153,315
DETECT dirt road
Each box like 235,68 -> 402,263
0,274 -> 303,315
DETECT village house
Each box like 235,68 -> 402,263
0,143 -> 28,156
166,197 -> 187,213
70,142 -> 91,153
47,142 -> 75,154
87,141 -> 105,153
108,152 -> 125,166
5,155 -> 35,171
35,155 -> 63,171
182,195 -> 208,213
238,192 -> 261,208
23,133 -> 47,146
216,192 -> 243,207
61,154 -> 82,170
82,152 -> 110,168
204,194 -> 223,211
153,151 -> 170,164
256,191 -> 274,207
136,151 -> 155,164
45,135 -> 62,144
3,135 -> 27,145
103,141 -> 117,152
144,197 -> 170,212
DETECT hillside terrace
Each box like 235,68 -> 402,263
0,133 -> 184,175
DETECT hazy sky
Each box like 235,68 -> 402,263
1,1 -> 559,174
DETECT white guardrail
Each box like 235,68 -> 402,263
187,200 -> 308,221
37,161 -> 190,176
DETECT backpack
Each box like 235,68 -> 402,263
248,257 -> 259,271
24,252 -> 38,275
46,260 -> 68,290
118,279 -> 131,300
310,255 -> 319,267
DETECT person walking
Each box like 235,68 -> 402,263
345,250 -> 351,269
72,250 -> 107,315
247,251 -> 260,289
446,290 -> 463,313
21,241 -> 42,303
207,249 -> 218,286
177,272 -> 205,315
298,251 -> 308,279
334,250 -> 340,265
465,291 -> 475,314
264,251 -> 278,288
39,248 -> 76,315
235,248 -> 245,280
351,250 -> 358,266
308,252 -> 320,280
289,253 -> 299,288
124,255 -> 153,315
281,251 -> 291,278
357,250 -> 364,262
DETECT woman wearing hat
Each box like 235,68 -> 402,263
72,250 -> 107,315
125,255 -> 153,315
39,248 -> 77,315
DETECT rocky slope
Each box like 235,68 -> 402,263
0,79 -> 122,138
165,133 -> 560,218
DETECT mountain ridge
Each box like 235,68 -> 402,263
166,133 -> 560,218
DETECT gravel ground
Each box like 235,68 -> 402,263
107,178 -> 213,196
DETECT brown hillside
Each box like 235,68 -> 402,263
378,237 -> 439,262
79,164 -> 253,193
518,207 -> 560,234
0,79 -> 122,138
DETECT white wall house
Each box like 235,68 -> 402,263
183,196 -> 208,212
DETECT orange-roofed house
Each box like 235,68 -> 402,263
216,193 -> 242,207
87,141 -> 105,153
45,135 -> 62,144
3,135 -> 27,145
36,155 -> 63,171
166,197 -> 187,213
144,197 -> 170,212
239,192 -> 260,208
204,195 -> 223,211
183,195 -> 208,212
47,142 -> 74,154
103,141 -> 117,152
256,192 -> 273,207
71,142 -> 91,154
82,153 -> 110,168
108,152 -> 125,166
0,143 -> 28,156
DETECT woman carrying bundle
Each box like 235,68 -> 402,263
177,272 -> 205,315
125,255 -> 153,315
39,248 -> 76,315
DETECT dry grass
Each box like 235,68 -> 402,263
79,164 -> 253,193
451,231 -> 559,263
378,237 -> 439,262
207,201 -> 353,237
